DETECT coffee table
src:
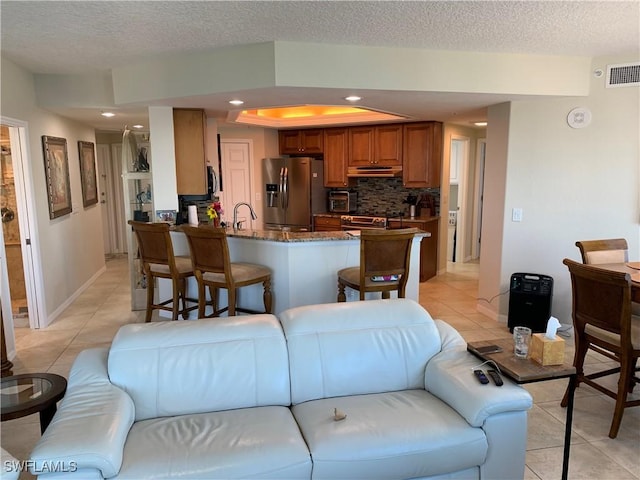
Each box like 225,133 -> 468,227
467,338 -> 576,480
1,373 -> 67,434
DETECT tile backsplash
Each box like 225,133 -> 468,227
336,178 -> 440,217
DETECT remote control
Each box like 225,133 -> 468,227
487,369 -> 503,386
473,370 -> 489,384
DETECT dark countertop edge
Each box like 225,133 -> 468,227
313,213 -> 440,222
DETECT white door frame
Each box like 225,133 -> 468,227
1,116 -> 46,335
472,138 -> 486,259
450,135 -> 470,264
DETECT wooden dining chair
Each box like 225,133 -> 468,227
128,221 -> 198,322
561,258 -> 640,438
575,238 -> 629,265
337,229 -> 416,302
181,225 -> 272,317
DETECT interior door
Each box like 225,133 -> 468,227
221,140 -> 254,229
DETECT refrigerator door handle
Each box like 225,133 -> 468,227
282,167 -> 289,209
279,167 -> 285,209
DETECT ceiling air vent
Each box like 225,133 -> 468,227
606,62 -> 640,88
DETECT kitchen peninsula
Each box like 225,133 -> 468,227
165,228 -> 427,316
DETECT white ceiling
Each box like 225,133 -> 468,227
2,1 -> 639,131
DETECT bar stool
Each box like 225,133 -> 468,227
337,228 -> 416,302
128,221 -> 198,322
181,225 -> 272,317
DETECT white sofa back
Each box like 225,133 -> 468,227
279,299 -> 442,405
108,315 -> 291,421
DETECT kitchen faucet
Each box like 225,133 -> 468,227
233,202 -> 257,230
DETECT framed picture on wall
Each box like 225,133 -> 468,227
78,141 -> 98,207
42,135 -> 72,219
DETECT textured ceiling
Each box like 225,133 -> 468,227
1,1 -> 639,130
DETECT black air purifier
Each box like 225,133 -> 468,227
507,273 -> 553,333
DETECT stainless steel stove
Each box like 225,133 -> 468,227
340,215 -> 387,230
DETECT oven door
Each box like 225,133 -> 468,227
329,198 -> 349,213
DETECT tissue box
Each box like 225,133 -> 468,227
530,333 -> 565,366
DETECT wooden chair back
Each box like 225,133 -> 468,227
129,221 -> 177,271
181,225 -> 232,280
563,258 -> 632,349
359,229 -> 415,296
575,238 -> 629,264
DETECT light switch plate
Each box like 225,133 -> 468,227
512,208 -> 523,222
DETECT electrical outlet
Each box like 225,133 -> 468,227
512,208 -> 523,222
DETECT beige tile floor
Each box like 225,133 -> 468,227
2,255 -> 639,479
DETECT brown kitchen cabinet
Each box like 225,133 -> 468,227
348,125 -> 402,167
313,215 -> 342,232
323,128 -> 353,187
402,122 -> 443,188
279,129 -> 324,155
388,217 -> 439,282
173,108 -> 207,195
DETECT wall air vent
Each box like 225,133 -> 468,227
606,63 -> 640,88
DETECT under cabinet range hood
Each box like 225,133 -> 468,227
347,165 -> 403,178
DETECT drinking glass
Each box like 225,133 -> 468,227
513,326 -> 532,359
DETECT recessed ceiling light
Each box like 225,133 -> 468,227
229,100 -> 244,106
344,96 -> 362,102
132,124 -> 144,129
474,121 -> 488,127
101,111 -> 115,117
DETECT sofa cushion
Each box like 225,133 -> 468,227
116,406 -> 312,479
108,315 -> 290,421
291,389 -> 487,479
280,299 -> 442,404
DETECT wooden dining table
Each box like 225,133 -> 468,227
590,262 -> 640,303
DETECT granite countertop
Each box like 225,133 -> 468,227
173,225 -> 427,243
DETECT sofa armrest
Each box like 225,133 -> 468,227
29,348 -> 135,478
424,343 -> 532,428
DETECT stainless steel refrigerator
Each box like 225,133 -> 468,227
262,157 -> 327,231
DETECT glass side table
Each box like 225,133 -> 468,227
1,373 -> 67,434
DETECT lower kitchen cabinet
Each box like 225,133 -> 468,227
388,217 -> 439,282
313,214 -> 342,232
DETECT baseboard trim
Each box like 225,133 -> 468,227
41,265 -> 108,328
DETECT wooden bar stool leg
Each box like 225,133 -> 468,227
171,278 -> 180,321
337,282 -> 346,302
197,279 -> 206,318
263,278 -> 272,313
228,289 -> 237,317
178,278 -> 190,320
145,272 -> 154,323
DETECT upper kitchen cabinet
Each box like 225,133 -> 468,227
402,122 -> 443,188
279,129 -> 324,156
349,125 -> 402,166
173,108 -> 207,195
323,128 -> 352,187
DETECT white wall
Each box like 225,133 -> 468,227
479,54 -> 640,325
1,56 -> 106,325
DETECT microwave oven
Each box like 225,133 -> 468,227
329,191 -> 357,213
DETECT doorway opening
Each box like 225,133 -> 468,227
0,126 -> 29,326
447,136 -> 470,264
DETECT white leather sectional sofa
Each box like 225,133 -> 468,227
29,299 -> 533,479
